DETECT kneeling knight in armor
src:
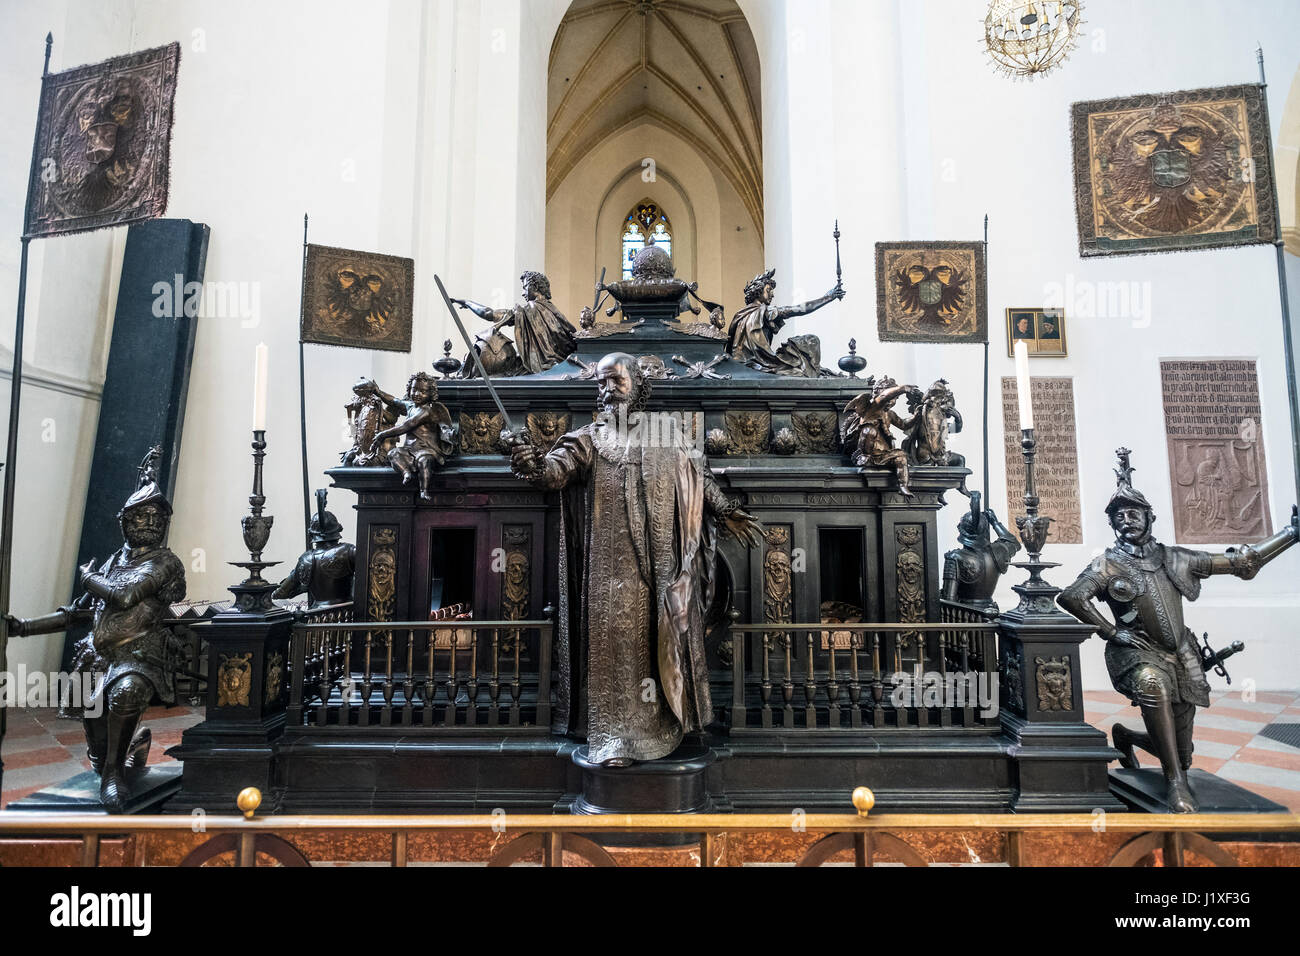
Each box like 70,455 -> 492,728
6,447 -> 186,812
1058,448 -> 1297,812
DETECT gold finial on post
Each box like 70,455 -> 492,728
851,786 -> 875,817
237,787 -> 262,820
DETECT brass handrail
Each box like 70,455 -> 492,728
0,811 -> 1295,834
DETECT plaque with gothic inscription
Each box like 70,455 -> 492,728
1160,359 -> 1270,544
1001,377 -> 1083,544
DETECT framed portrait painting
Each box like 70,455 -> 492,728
1005,308 -> 1066,357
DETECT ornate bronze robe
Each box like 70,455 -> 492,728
538,417 -> 728,763
727,302 -> 827,377
497,298 -> 577,374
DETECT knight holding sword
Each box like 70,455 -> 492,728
1058,447 -> 1299,812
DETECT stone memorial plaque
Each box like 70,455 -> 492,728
1001,376 -> 1083,544
1160,359 -> 1270,544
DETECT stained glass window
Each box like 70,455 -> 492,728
621,200 -> 672,279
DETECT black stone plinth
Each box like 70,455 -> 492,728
7,764 -> 181,814
1111,768 -> 1289,816
571,743 -> 715,814
570,743 -> 716,847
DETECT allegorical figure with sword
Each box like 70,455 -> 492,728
1058,447 -> 1298,812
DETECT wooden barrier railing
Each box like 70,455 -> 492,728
1,788 -> 1295,868
728,618 -> 1001,732
287,617 -> 553,731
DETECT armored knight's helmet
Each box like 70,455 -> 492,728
957,490 -> 989,545
309,488 -> 344,546
1105,446 -> 1154,519
118,445 -> 173,518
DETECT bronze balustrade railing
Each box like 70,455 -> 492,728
728,616 -> 1001,732
0,787 -> 1294,868
287,616 -> 553,731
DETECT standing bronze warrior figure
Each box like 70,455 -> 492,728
510,352 -> 763,766
6,448 -> 186,812
941,491 -> 1020,610
726,268 -> 844,377
1058,448 -> 1298,812
274,489 -> 357,608
451,271 -> 577,376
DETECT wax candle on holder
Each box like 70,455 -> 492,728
253,342 -> 268,431
1014,340 -> 1033,431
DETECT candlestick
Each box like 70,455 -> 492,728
228,428 -> 280,612
1014,340 -> 1033,430
1010,425 -> 1060,613
253,342 -> 268,431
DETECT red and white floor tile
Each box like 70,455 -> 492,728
1084,688 -> 1300,812
0,705 -> 204,808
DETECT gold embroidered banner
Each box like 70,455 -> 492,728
1071,84 -> 1278,257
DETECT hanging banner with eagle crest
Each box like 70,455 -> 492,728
875,240 -> 987,344
1071,84 -> 1278,257
24,42 -> 180,239
300,243 -> 414,352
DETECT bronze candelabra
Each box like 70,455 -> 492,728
229,429 -> 280,612
1011,427 -> 1060,614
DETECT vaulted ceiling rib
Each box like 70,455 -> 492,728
547,0 -> 763,233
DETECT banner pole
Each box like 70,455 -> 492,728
1257,47 -> 1300,508
298,213 -> 312,549
0,31 -> 54,795
982,214 -> 991,504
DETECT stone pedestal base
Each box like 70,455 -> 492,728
1111,767 -> 1290,817
568,743 -> 716,846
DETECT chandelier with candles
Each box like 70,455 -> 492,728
983,0 -> 1084,80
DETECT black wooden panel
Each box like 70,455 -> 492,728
62,218 -> 210,665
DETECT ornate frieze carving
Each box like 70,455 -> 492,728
724,410 -> 770,455
460,411 -> 506,454
368,526 -> 397,622
526,411 -> 571,453
1035,656 -> 1073,711
791,410 -> 839,454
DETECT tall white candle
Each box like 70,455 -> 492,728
252,342 -> 268,431
1014,340 -> 1033,431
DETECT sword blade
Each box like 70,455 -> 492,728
433,274 -> 517,436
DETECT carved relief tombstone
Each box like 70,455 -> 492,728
1001,377 -> 1083,543
1160,359 -> 1271,544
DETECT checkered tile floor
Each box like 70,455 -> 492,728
0,705 -> 204,808
1085,689 -> 1300,812
3,696 -> 1299,811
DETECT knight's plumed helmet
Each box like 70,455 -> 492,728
309,488 -> 344,543
1105,446 -> 1154,519
119,445 -> 173,518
